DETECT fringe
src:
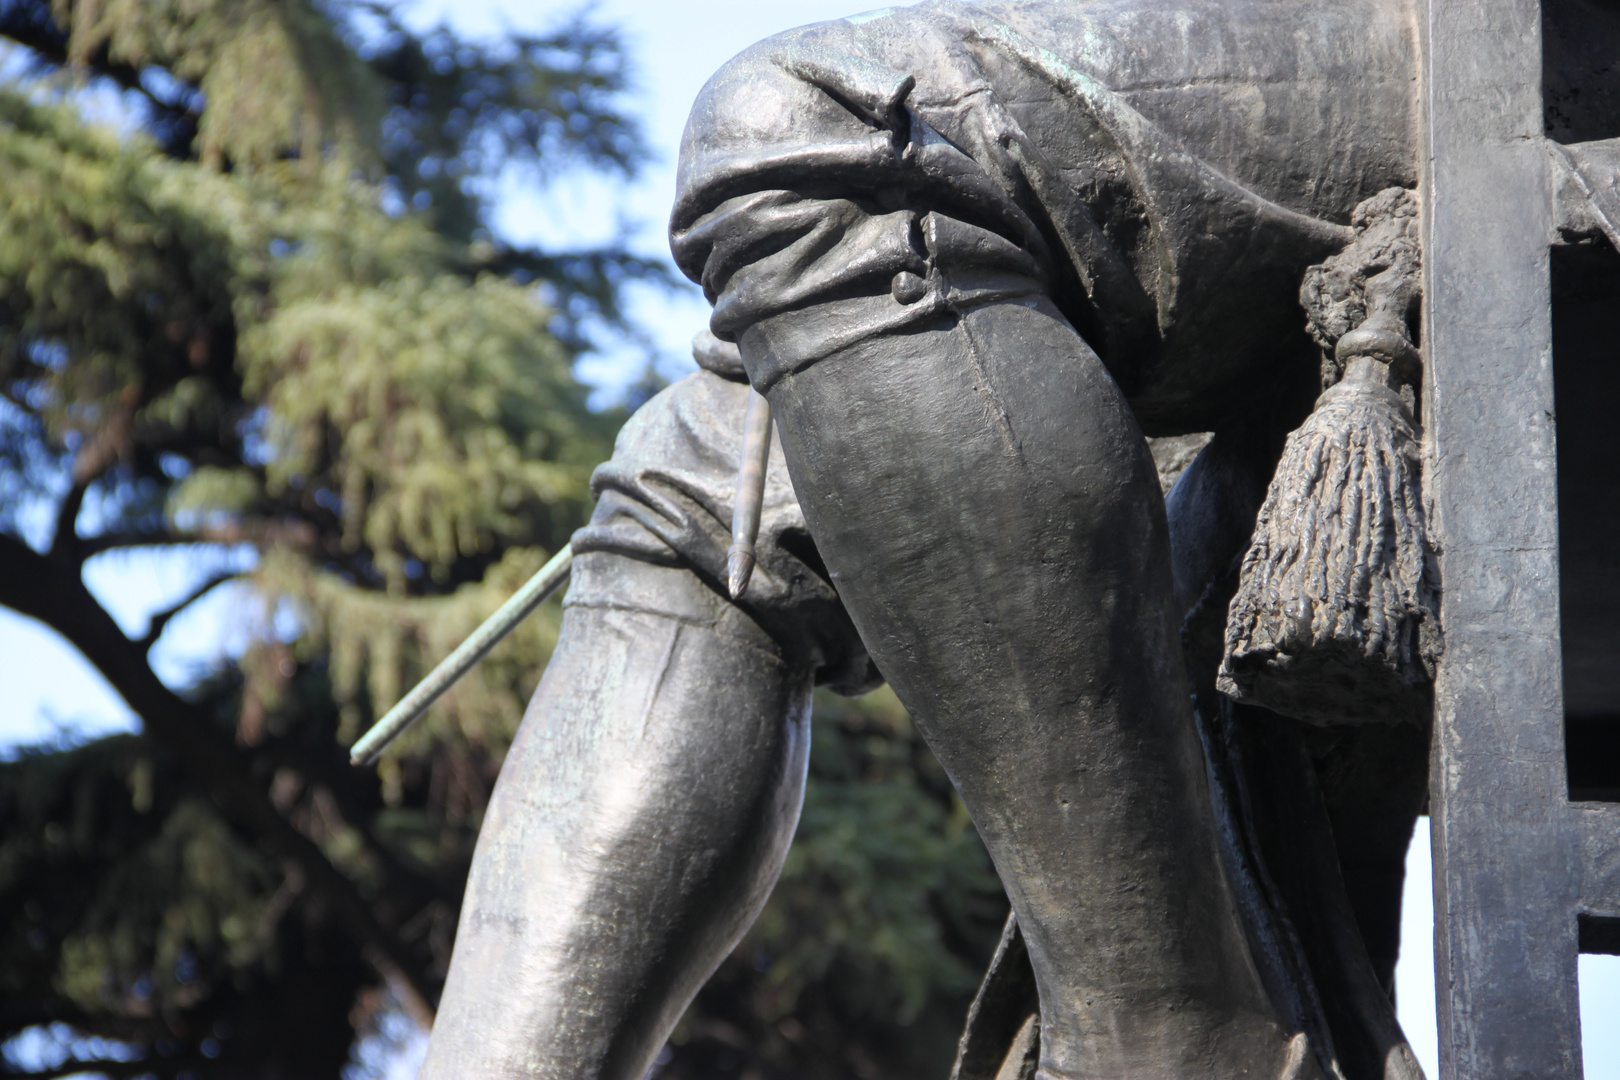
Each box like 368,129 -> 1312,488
1218,374 -> 1440,726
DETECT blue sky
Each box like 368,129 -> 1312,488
1,1 -> 1615,1074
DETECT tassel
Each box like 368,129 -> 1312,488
1219,190 -> 1440,727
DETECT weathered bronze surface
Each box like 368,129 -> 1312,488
414,1 -> 1620,1077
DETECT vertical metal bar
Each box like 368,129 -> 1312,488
1422,0 -> 1584,1074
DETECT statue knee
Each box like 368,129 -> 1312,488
674,23 -> 1059,392
678,24 -> 903,179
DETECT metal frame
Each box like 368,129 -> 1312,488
1423,0 -> 1620,1074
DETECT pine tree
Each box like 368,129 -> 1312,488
0,2 -> 648,1074
0,2 -> 1008,1076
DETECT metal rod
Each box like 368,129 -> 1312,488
349,543 -> 575,766
727,388 -> 772,599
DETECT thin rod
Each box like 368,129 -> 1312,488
727,388 -> 772,598
349,543 -> 574,766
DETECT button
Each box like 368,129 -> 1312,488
891,271 -> 927,305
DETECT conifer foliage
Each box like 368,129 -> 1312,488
0,2 -> 1008,1077
0,1 -> 641,1074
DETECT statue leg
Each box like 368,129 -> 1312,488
762,298 -> 1314,1080
419,369 -> 864,1080
418,553 -> 812,1080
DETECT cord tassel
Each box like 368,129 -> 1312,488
1219,189 -> 1440,726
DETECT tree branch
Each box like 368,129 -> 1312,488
0,0 -> 201,158
76,518 -> 317,558
253,737 -> 464,908
138,570 -> 241,653
73,528 -> 207,556
47,478 -> 89,562
47,383 -> 145,565
0,533 -> 438,1017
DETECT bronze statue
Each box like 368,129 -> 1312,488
405,1 -> 1620,1077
